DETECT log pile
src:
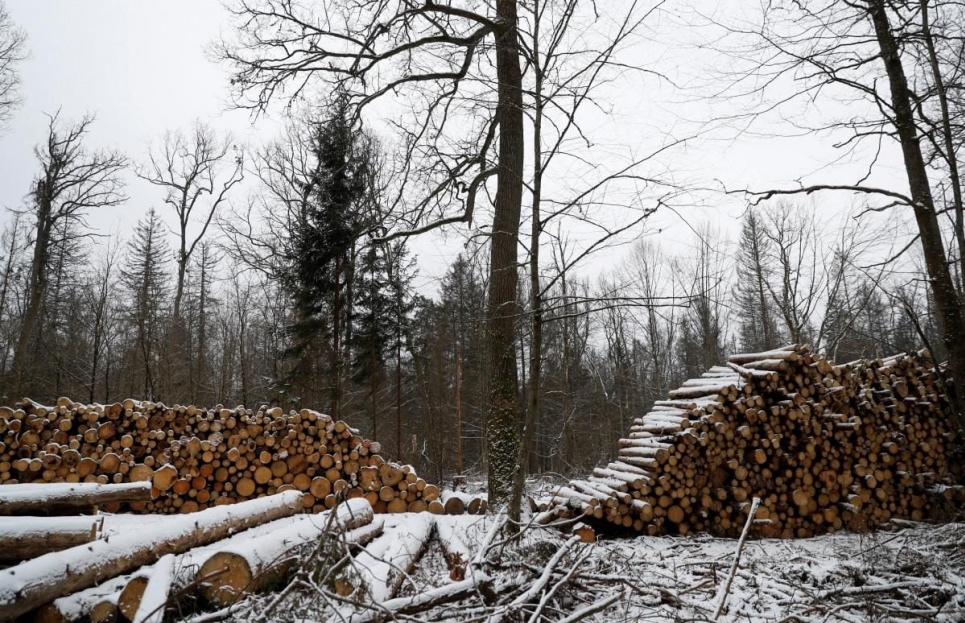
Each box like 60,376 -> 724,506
541,346 -> 962,537
0,399 -> 482,516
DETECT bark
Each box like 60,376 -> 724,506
0,491 -> 303,620
868,0 -> 965,415
12,201 -> 52,391
0,523 -> 95,563
487,0 -> 526,520
919,0 -> 965,292
0,481 -> 153,516
196,499 -> 376,605
512,6 -> 544,518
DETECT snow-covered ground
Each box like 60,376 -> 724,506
190,514 -> 965,622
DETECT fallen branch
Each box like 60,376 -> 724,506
713,497 -> 760,620
556,593 -> 622,623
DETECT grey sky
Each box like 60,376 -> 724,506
0,0 -> 915,296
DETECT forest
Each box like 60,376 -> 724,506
0,0 -> 954,493
0,0 -> 964,620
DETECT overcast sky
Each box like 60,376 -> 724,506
0,0 -> 914,295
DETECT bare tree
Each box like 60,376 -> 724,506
219,0 -> 528,514
0,1 -> 27,129
8,113 -> 126,393
510,0 -> 670,516
85,237 -> 121,403
714,0 -> 965,413
137,122 -> 242,322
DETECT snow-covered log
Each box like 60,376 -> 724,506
338,514 -> 435,616
436,516 -> 474,581
131,553 -> 175,623
0,490 -> 303,620
0,516 -> 99,562
29,572 -> 131,623
0,482 -> 153,516
195,498 -> 377,605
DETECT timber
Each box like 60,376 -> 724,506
541,346 -> 962,537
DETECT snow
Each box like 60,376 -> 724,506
0,480 -> 151,503
132,553 -> 175,623
0,490 -> 303,619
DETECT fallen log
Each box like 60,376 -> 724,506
0,482 -> 153,516
110,510 -> 327,618
29,573 -> 132,623
0,490 -> 303,620
338,514 -> 435,614
131,553 -> 175,623
196,498 -> 377,605
436,517 -> 474,581
0,516 -> 99,563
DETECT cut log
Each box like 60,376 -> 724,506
0,491 -> 303,620
0,482 -> 153,516
436,517 -> 474,581
29,573 -> 132,623
0,516 -> 98,563
131,554 -> 175,623
196,498 -> 377,605
336,514 -> 435,614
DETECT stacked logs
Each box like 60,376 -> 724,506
0,399 -> 483,515
541,346 -> 961,537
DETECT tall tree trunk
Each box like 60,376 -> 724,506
332,254 -> 342,418
920,0 -> 965,293
869,0 -> 965,417
487,0 -> 525,520
12,207 -> 51,393
512,17 -> 544,516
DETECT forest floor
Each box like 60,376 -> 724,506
192,512 -> 965,623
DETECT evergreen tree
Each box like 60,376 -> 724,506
282,98 -> 375,416
121,208 -> 170,399
735,209 -> 781,352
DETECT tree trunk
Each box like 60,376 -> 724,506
512,20 -> 544,517
332,254 -> 342,418
868,0 -> 965,417
0,482 -> 153,516
486,0 -> 525,520
0,492 -> 303,621
919,0 -> 965,293
12,206 -> 51,393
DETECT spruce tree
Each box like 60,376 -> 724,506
735,209 -> 781,352
282,98 -> 374,415
120,208 -> 170,399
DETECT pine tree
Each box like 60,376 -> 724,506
735,209 -> 781,352
121,208 -> 170,400
282,97 -> 375,416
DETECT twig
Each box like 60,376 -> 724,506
555,593 -> 622,623
713,497 -> 760,620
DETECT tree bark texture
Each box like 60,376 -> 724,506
486,0 -> 525,518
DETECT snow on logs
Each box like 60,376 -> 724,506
542,346 -> 961,537
0,399 -> 481,517
0,490 -> 303,621
197,497 -> 378,605
0,481 -> 153,515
